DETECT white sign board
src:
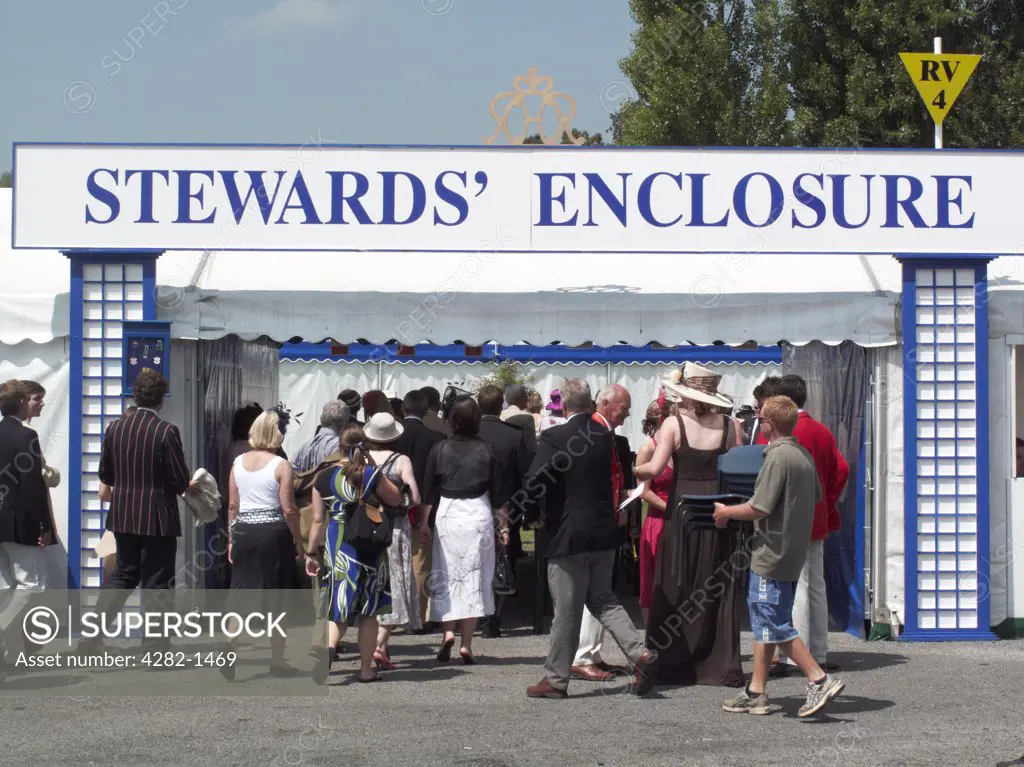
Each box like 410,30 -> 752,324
12,143 -> 1024,255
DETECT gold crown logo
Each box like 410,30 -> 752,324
485,67 -> 585,146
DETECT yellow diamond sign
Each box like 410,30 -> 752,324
899,52 -> 981,126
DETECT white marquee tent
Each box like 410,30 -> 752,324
4,188 -> 1024,635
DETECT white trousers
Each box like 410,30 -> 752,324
0,542 -> 50,653
0,542 -> 49,591
572,606 -> 605,666
783,539 -> 828,665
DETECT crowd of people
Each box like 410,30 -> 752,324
0,361 -> 851,716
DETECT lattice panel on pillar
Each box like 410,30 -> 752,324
78,262 -> 145,610
914,267 -> 978,631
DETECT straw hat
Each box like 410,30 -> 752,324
661,362 -> 734,409
363,411 -> 405,443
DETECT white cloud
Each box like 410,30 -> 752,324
235,0 -> 356,34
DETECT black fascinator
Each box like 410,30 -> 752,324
271,403 -> 302,434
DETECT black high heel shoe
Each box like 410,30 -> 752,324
437,636 -> 455,662
459,648 -> 475,665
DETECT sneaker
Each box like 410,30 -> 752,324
798,675 -> 845,718
723,689 -> 771,715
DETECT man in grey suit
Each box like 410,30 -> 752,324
521,378 -> 658,699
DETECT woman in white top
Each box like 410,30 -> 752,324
224,408 -> 303,678
362,412 -> 422,671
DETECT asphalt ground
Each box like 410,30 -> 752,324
1,604 -> 1022,767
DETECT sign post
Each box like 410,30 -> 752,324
934,37 -> 942,149
899,43 -> 981,149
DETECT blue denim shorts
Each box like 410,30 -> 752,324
747,571 -> 799,644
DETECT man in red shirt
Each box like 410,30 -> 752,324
757,375 -> 849,671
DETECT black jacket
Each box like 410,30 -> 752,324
395,416 -> 445,497
521,412 -> 621,558
98,408 -> 191,537
477,415 -> 530,509
0,416 -> 51,545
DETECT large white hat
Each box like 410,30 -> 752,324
363,411 -> 405,443
661,362 -> 734,409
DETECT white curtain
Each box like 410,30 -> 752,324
0,339 -> 71,586
280,360 -> 378,458
878,345 -> 906,631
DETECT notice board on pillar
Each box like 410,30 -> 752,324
122,321 -> 172,397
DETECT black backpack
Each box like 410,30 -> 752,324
342,454 -> 400,550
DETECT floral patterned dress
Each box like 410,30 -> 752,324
314,464 -> 392,626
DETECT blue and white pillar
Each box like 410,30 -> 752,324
64,250 -> 162,590
900,255 -> 998,640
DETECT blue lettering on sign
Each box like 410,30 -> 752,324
791,173 -> 826,229
85,169 -> 121,224
638,172 -> 683,227
124,169 -> 169,223
79,165 -> 975,234
173,170 -> 216,224
831,175 -> 874,229
535,173 -> 578,226
934,175 -> 975,229
83,168 -> 492,228
733,172 -> 784,228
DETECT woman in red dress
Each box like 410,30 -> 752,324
635,396 -> 676,623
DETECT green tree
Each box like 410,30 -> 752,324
614,0 -> 1024,149
522,128 -> 605,145
789,0 -> 1024,148
0,171 -> 11,188
614,0 -> 790,146
472,360 -> 535,395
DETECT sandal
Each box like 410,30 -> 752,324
373,649 -> 397,671
437,636 -> 455,663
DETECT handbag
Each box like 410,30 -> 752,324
342,455 -> 400,549
492,534 -> 516,596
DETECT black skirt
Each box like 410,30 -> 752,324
230,520 -> 301,590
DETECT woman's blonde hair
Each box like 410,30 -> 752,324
526,391 -> 543,414
249,410 -> 284,451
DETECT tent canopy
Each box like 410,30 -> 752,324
1,188 -> 923,346
157,249 -> 903,347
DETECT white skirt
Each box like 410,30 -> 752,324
379,516 -> 422,629
427,494 -> 496,622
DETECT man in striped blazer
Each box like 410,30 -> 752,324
92,369 -> 190,636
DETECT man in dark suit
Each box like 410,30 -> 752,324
338,389 -> 364,426
395,388 -> 445,632
521,379 -> 657,699
570,388 -> 641,680
85,369 -> 191,650
501,384 -> 538,455
419,386 -> 451,437
0,381 -> 53,587
476,385 -> 530,638
0,380 -> 54,667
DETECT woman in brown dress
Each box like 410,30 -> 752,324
635,363 -> 744,688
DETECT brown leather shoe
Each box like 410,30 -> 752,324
527,678 -> 568,699
633,649 -> 659,697
570,664 -> 614,682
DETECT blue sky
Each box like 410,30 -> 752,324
0,0 -> 637,172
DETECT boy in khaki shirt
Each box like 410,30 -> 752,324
712,395 -> 846,718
